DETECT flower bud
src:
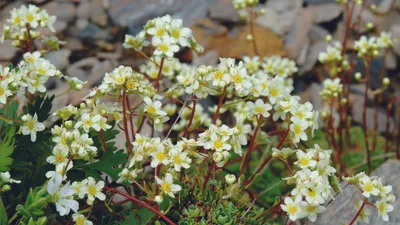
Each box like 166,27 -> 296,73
341,98 -> 347,105
325,35 -> 333,42
1,184 -> 11,192
64,120 -> 73,129
246,34 -> 253,41
154,195 -> 163,204
225,174 -> 236,184
272,151 -> 279,158
370,4 -> 376,10
259,8 -> 266,15
355,72 -> 362,80
366,22 -> 374,30
383,77 -> 390,86
80,103 -> 86,109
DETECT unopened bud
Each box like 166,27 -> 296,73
64,120 -> 73,129
366,22 -> 374,30
341,98 -> 347,105
325,35 -> 333,42
355,72 -> 362,80
79,103 -> 86,109
383,77 -> 390,86
259,8 -> 266,15
225,174 -> 236,184
246,34 -> 253,41
370,4 -> 376,10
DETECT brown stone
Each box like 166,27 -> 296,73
192,20 -> 285,58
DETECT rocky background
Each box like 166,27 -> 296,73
1,0 -> 400,224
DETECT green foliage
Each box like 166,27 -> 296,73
0,195 -> 8,225
0,125 -> 16,172
119,208 -> 155,225
84,149 -> 127,181
24,95 -> 55,121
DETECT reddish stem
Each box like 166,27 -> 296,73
183,98 -> 196,138
363,60 -> 372,174
103,187 -> 176,225
248,6 -> 259,56
154,57 -> 165,90
121,92 -> 133,155
212,86 -> 227,124
239,115 -> 262,177
348,200 -> 366,225
125,95 -> 136,141
100,130 -> 107,151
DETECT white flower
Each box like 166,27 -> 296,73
21,113 -> 45,142
75,113 -> 101,132
290,117 -> 309,144
295,150 -> 316,169
359,176 -> 380,198
46,146 -> 69,166
155,173 -> 181,198
47,173 -> 79,216
300,201 -> 325,222
83,177 -> 106,205
72,213 -> 93,225
203,133 -> 231,152
0,80 -> 12,104
281,197 -> 303,221
376,200 -> 393,222
150,147 -> 170,168
168,147 -> 191,172
144,97 -> 167,117
169,19 -> 192,46
23,51 -> 41,63
246,99 -> 272,118
153,36 -> 179,57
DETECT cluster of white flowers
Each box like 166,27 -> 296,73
198,124 -> 250,166
20,113 -> 45,142
354,36 -> 381,59
320,78 -> 343,99
280,144 -> 336,222
171,102 -> 211,132
46,173 -> 104,217
318,41 -> 350,76
123,15 -> 203,57
344,172 -> 395,222
1,4 -> 56,45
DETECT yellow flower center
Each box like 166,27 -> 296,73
174,156 -> 182,164
307,188 -> 317,197
172,29 -> 180,39
156,28 -> 165,37
214,140 -> 223,149
147,105 -> 157,115
126,80 -> 135,89
294,125 -> 301,134
0,87 -> 4,96
233,74 -> 242,83
37,68 -> 46,75
56,154 -> 65,163
88,185 -> 97,196
76,217 -> 85,225
214,71 -> 223,79
161,182 -> 171,193
159,44 -> 169,52
12,16 -> 21,24
364,183 -> 373,192
26,13 -> 35,22
27,120 -> 35,131
300,158 -> 309,166
270,88 -> 278,97
157,152 -> 166,161
255,106 -> 264,114
288,205 -> 298,214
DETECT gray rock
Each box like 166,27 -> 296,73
193,50 -> 218,66
313,3 -> 343,23
300,41 -> 329,74
309,25 -> 330,42
43,1 -> 76,23
391,25 -> 400,56
66,57 -> 99,82
90,60 -> 117,86
297,38 -> 310,66
209,0 -> 241,22
45,49 -> 71,70
0,40 -> 17,62
77,22 -> 114,42
309,83 -> 324,111
309,160 -> 400,225
285,7 -> 316,59
89,0 -> 108,27
255,8 -> 293,36
108,0 -> 216,33
77,0 -> 91,19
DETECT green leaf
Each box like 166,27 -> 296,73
0,100 -> 19,128
24,95 -> 54,121
84,150 -> 127,181
0,125 -> 16,172
119,208 -> 155,225
0,195 -> 8,225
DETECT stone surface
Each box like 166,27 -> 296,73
89,0 -> 108,27
0,40 -> 17,62
300,41 -> 329,74
309,25 -> 330,42
44,1 -> 76,23
209,0 -> 241,22
391,25 -> 400,56
309,160 -> 400,225
255,8 -> 293,36
285,6 -> 316,59
45,49 -> 71,70
313,3 -> 343,23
